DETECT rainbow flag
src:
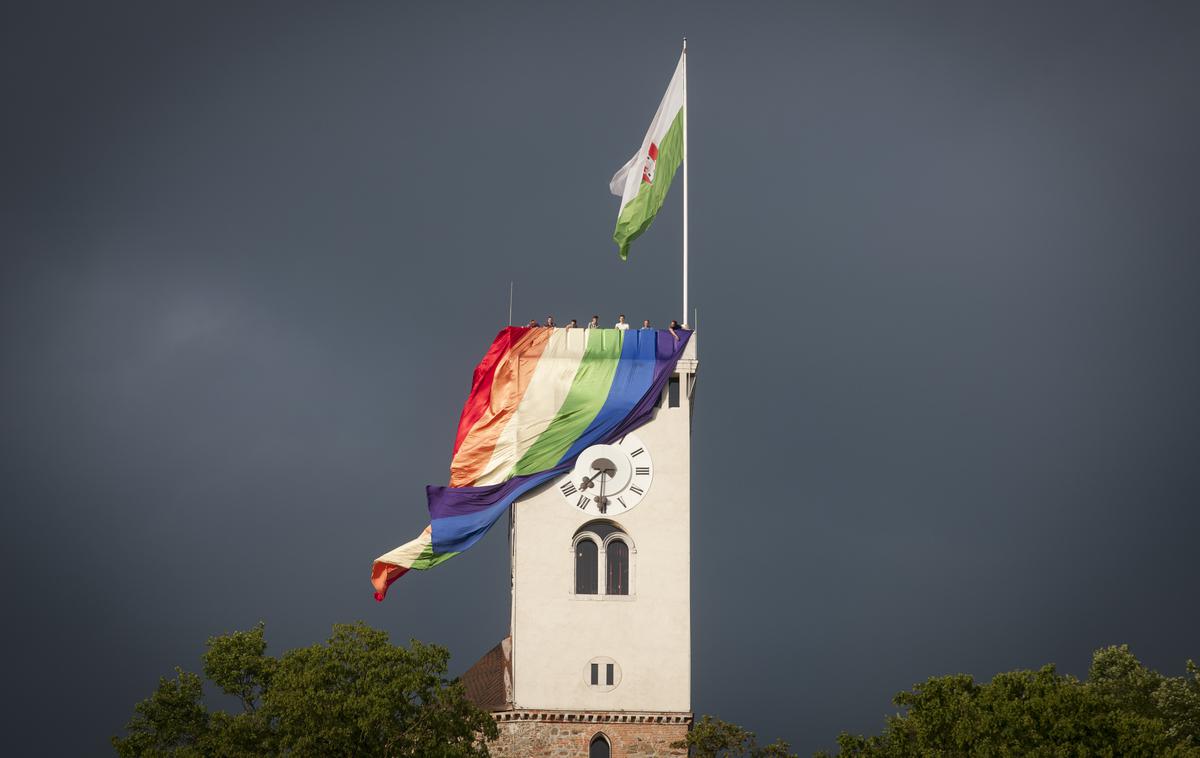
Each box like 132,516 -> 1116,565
371,326 -> 691,601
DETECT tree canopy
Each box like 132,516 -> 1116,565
671,715 -> 798,757
112,621 -> 497,758
819,645 -> 1200,757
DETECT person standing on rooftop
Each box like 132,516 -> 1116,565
615,314 -> 629,331
545,316 -> 556,328
588,315 -> 600,329
668,319 -> 683,341
640,319 -> 652,330
527,319 -> 539,327
565,319 -> 578,332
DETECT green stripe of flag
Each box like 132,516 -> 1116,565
513,329 -> 624,475
410,545 -> 459,570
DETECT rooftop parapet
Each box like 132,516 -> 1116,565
677,330 -> 698,374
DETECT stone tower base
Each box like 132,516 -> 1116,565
486,710 -> 691,758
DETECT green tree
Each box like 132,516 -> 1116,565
818,645 -> 1200,757
113,621 -> 498,757
672,715 -> 798,758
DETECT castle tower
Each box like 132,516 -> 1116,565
463,335 -> 699,758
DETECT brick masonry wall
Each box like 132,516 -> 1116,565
485,711 -> 690,758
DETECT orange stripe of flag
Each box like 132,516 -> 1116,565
449,327 -> 552,487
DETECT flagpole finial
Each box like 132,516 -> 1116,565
683,37 -> 687,50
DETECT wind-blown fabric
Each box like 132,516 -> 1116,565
610,51 -> 685,261
371,326 -> 691,601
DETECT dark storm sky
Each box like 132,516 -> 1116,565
4,2 -> 1200,754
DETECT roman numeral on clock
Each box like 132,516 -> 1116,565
629,484 -> 644,496
576,495 -> 591,510
629,447 -> 644,457
635,466 -> 650,476
617,497 -> 627,508
560,482 -> 577,497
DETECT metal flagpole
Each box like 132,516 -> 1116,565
682,38 -> 689,327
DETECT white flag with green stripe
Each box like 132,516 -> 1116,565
610,52 -> 685,261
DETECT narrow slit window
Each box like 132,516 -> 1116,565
606,663 -> 614,686
590,663 -> 599,685
668,375 -> 681,407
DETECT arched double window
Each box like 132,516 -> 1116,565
573,521 -> 633,597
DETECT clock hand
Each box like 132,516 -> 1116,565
595,470 -> 608,513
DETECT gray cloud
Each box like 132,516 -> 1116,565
3,1 -> 1199,754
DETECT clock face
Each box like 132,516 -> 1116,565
556,433 -> 653,516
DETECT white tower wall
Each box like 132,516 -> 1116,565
508,336 -> 697,713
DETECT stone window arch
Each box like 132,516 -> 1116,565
589,732 -> 611,758
572,520 -> 635,598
